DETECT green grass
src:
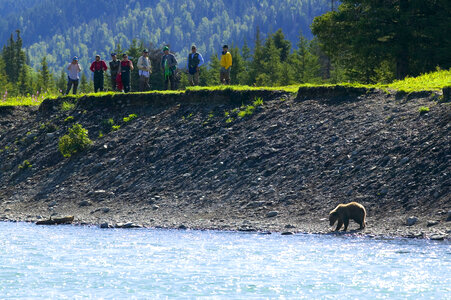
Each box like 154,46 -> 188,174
2,69 -> 449,107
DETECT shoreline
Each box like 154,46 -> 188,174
1,89 -> 449,242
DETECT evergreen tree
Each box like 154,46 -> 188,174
38,56 -> 52,92
80,72 -> 90,93
229,46 -> 245,85
272,29 -> 291,62
311,0 -> 451,81
206,53 -> 221,86
56,69 -> 67,93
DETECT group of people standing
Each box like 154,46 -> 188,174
65,44 -> 232,95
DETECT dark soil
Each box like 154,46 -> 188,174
0,88 -> 450,239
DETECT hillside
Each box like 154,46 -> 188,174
0,0 -> 330,74
0,88 -> 449,238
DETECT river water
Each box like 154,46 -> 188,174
0,222 -> 450,299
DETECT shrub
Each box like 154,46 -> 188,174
58,123 -> 92,158
123,114 -> 138,123
18,160 -> 32,170
418,106 -> 430,114
61,101 -> 75,111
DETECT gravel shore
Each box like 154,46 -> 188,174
0,88 -> 449,240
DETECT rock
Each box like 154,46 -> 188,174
152,205 -> 159,210
266,211 -> 278,218
178,224 -> 187,230
447,210 -> 451,222
400,157 -> 410,165
430,234 -> 445,241
100,222 -> 109,228
78,200 -> 92,207
427,220 -> 439,227
406,216 -> 418,226
284,224 -> 296,229
48,201 -> 57,207
102,207 -> 110,213
115,222 -> 141,229
281,231 -> 293,235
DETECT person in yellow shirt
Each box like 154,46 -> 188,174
220,45 -> 232,84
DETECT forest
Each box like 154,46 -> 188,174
0,0 -> 450,96
0,0 -> 330,76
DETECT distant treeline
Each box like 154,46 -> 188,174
0,0 -> 330,76
1,0 -> 450,96
0,28 -> 328,95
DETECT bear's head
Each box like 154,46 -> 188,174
329,211 -> 338,226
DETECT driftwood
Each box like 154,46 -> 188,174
36,216 -> 74,225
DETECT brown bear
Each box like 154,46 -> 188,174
329,202 -> 366,231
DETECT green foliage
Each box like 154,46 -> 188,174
61,101 -> 75,111
58,123 -> 92,158
312,0 -> 451,82
18,160 -> 32,170
101,118 -> 115,132
418,106 -> 430,114
39,122 -> 58,133
64,116 -> 74,122
111,125 -> 121,131
123,113 -> 138,123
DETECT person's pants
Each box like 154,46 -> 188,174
188,71 -> 199,86
94,71 -> 104,92
220,67 -> 231,84
66,78 -> 79,94
139,75 -> 150,91
111,73 -> 118,91
122,71 -> 131,93
164,74 -> 177,90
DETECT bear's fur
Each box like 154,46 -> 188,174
329,202 -> 366,231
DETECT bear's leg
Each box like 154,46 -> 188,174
343,218 -> 349,231
335,220 -> 343,231
358,219 -> 364,229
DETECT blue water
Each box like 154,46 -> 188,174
0,222 -> 450,299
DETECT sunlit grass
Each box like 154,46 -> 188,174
2,69 -> 449,107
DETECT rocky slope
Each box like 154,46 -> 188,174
0,88 -> 449,239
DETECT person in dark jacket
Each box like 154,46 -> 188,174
90,55 -> 108,92
161,46 -> 178,90
109,53 -> 120,91
187,45 -> 204,86
118,53 -> 134,93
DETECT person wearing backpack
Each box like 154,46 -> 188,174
90,55 -> 108,92
187,45 -> 204,86
161,46 -> 178,90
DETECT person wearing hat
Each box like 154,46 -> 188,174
187,45 -> 204,86
109,53 -> 120,91
65,56 -> 81,95
90,55 -> 108,92
220,45 -> 232,85
161,46 -> 178,90
137,49 -> 152,91
118,53 -> 134,93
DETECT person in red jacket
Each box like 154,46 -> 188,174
90,55 -> 108,92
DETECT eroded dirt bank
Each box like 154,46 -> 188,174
0,88 -> 449,239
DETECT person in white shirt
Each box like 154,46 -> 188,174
137,49 -> 152,91
66,56 -> 81,94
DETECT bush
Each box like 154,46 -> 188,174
58,123 -> 92,158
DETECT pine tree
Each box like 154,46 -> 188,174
56,69 -> 67,93
206,53 -> 221,86
38,56 -> 52,92
80,72 -> 90,93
